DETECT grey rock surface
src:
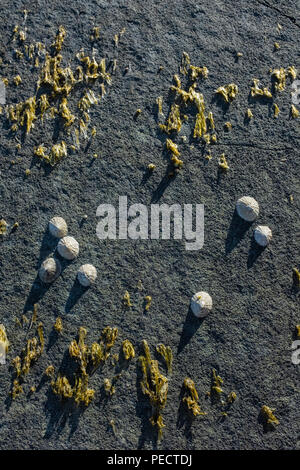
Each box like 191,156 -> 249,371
0,0 -> 299,450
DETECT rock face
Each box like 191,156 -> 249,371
38,257 -> 61,283
190,291 -> 213,318
236,196 -> 259,222
254,225 -> 272,247
57,236 -> 79,260
48,217 -> 68,239
77,264 -> 97,287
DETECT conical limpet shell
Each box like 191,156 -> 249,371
77,264 -> 97,287
236,196 -> 259,222
48,216 -> 68,238
57,236 -> 79,260
254,225 -> 272,247
190,291 -> 213,318
39,257 -> 61,283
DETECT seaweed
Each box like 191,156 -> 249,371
156,344 -> 172,374
215,83 -> 238,103
260,405 -> 279,427
139,340 -> 168,440
182,377 -> 206,417
122,340 -> 135,360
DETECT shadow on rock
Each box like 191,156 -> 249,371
43,349 -> 85,439
65,279 -> 89,313
23,275 -> 53,314
151,170 -> 176,203
247,237 -> 265,268
177,306 -> 205,355
225,210 -> 252,254
37,226 -> 58,268
176,384 -> 194,440
44,391 -> 85,440
135,362 -> 158,450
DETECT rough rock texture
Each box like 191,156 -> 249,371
0,0 -> 299,450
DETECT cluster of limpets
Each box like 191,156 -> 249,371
190,196 -> 273,318
39,216 -> 97,287
236,196 -> 272,247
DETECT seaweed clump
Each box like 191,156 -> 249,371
139,340 -> 168,440
122,339 -> 135,360
0,324 -> 9,363
260,405 -> 279,428
11,323 -> 44,399
182,377 -> 206,417
156,343 -> 173,374
51,326 -> 118,406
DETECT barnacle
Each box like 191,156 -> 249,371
296,325 -> 300,337
0,219 -> 7,235
144,295 -> 152,311
148,163 -> 156,171
139,340 -> 168,440
274,42 -> 280,50
182,377 -> 206,417
250,79 -> 272,99
54,317 -> 63,333
122,340 -> 135,360
215,83 -> 238,103
261,405 -> 279,427
156,344 -> 173,374
224,121 -> 232,131
123,290 -> 132,307
291,105 -> 299,119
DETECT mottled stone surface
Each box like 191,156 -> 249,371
0,0 -> 299,450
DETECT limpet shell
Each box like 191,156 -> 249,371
39,257 -> 61,283
190,291 -> 213,318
